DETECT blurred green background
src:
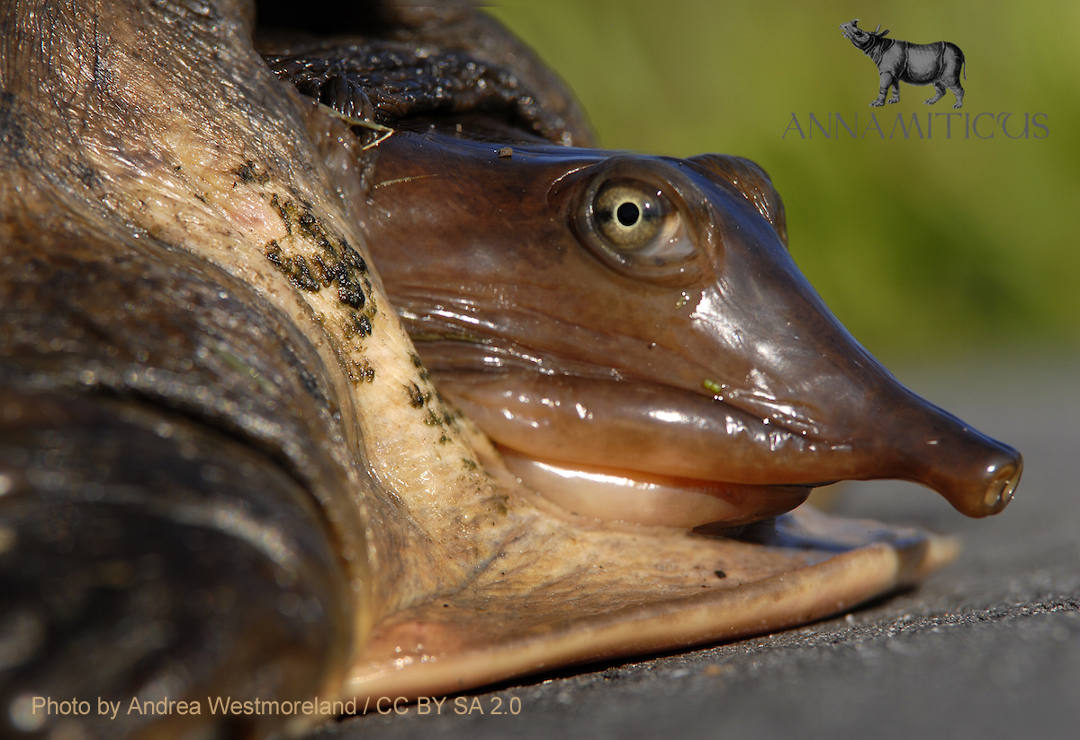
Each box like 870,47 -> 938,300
488,0 -> 1079,363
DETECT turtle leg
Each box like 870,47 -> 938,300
0,390 -> 353,739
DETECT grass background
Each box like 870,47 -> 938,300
487,0 -> 1079,364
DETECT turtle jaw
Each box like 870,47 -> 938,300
429,366 -> 1022,528
496,447 -> 812,528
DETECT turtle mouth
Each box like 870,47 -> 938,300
437,368 -> 1022,526
432,368 -> 829,528
497,445 -> 812,528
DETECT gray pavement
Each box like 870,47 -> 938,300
312,354 -> 1080,740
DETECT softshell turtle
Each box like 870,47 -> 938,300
0,2 -> 1020,739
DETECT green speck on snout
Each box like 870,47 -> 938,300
703,378 -> 726,396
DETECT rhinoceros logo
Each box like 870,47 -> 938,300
839,19 -> 966,109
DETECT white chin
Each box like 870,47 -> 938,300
497,446 -> 809,528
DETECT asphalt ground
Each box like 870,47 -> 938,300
312,354 -> 1080,740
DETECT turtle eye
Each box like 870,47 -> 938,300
594,182 -> 666,249
578,176 -> 699,282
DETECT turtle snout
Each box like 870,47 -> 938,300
897,416 -> 1024,519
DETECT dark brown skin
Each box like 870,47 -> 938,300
361,132 -> 1022,521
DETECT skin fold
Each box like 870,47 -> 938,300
0,1 -> 1020,738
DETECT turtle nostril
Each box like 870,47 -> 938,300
984,457 -> 1022,514
909,431 -> 1023,519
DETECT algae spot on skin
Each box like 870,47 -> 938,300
408,353 -> 431,381
264,239 -> 320,292
233,159 -> 270,185
264,194 -> 375,315
346,359 -> 376,385
270,194 -> 293,236
292,256 -> 320,291
342,312 -> 373,340
703,378 -> 729,397
406,381 -> 431,409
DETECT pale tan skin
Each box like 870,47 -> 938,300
0,2 -> 1006,739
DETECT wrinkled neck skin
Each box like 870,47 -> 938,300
361,131 -> 1022,527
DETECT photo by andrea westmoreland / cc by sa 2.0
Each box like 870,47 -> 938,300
782,19 -> 1050,141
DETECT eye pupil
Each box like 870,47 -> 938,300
590,180 -> 670,251
616,201 -> 640,227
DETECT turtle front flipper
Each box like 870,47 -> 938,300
343,494 -> 959,701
